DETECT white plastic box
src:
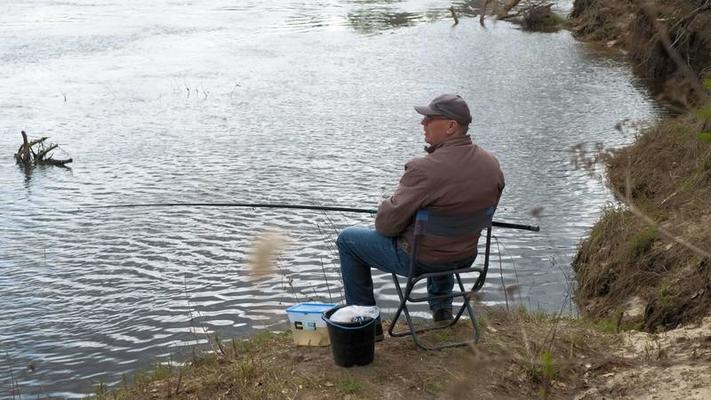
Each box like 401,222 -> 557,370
286,303 -> 336,346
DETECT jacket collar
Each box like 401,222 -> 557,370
424,134 -> 473,154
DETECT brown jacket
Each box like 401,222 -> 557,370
375,134 -> 505,264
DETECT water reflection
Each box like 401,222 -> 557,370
286,12 -> 332,31
277,0 -> 487,34
344,1 -> 483,33
18,162 -> 35,186
346,9 -> 424,33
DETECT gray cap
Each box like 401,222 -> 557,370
414,94 -> 472,126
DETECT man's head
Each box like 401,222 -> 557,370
414,94 -> 471,146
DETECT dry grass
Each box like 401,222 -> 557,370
574,115 -> 711,331
569,0 -> 711,333
88,308 -> 622,400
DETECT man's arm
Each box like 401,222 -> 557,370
375,160 -> 431,237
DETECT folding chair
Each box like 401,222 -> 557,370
387,206 -> 496,351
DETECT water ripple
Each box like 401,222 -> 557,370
0,0 -> 661,397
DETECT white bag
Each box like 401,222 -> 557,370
329,305 -> 380,323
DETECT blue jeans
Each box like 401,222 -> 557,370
336,227 -> 475,312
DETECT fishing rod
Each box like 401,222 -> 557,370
85,202 -> 540,231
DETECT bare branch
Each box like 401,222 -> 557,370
481,0 -> 491,26
450,6 -> 459,26
36,144 -> 58,161
14,131 -> 72,167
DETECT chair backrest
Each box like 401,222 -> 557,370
414,205 -> 497,238
410,205 -> 497,292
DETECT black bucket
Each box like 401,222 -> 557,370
322,305 -> 376,367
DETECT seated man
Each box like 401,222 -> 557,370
336,94 -> 505,340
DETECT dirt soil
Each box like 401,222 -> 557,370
576,315 -> 711,400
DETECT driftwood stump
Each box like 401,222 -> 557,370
15,130 -> 72,167
522,4 -> 554,31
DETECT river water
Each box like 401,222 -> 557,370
0,0 -> 660,397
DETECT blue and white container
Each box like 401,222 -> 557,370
286,303 -> 336,346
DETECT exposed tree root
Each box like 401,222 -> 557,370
15,130 -> 72,167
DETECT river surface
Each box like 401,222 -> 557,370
0,0 -> 660,397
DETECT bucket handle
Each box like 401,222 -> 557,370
322,313 -> 378,330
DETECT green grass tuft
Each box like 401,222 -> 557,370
151,362 -> 172,381
703,78 -> 711,91
703,155 -> 711,171
628,227 -> 657,259
527,350 -> 559,399
670,122 -> 692,136
658,281 -> 675,304
424,378 -> 447,394
540,351 -> 557,382
594,318 -> 618,333
340,377 -> 362,395
546,13 -> 565,26
231,330 -> 280,353
693,103 -> 711,121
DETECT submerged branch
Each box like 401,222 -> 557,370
449,6 -> 459,26
36,144 -> 58,161
480,0 -> 491,26
14,130 -> 72,168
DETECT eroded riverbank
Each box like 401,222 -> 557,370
570,0 -> 711,333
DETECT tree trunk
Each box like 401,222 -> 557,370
18,130 -> 31,165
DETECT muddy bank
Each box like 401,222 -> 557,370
569,0 -> 711,108
570,0 -> 711,331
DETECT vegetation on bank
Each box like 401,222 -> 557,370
574,115 -> 711,330
89,309 -> 619,400
570,0 -> 711,332
570,0 -> 711,110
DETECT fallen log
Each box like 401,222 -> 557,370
15,130 -> 72,167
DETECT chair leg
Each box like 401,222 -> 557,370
456,273 -> 480,344
388,274 -> 437,345
417,275 -> 480,350
389,273 -> 481,350
388,274 -> 428,338
388,273 -> 409,338
394,280 -> 439,351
